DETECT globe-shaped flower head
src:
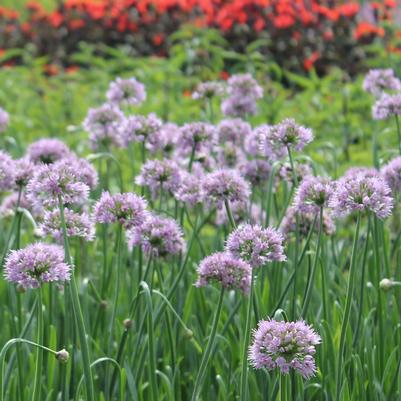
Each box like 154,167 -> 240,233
217,118 -> 251,145
372,93 -> 401,120
4,243 -> 71,289
249,319 -> 321,379
119,113 -> 162,146
382,156 -> 401,195
26,139 -> 72,165
14,158 -> 35,188
174,171 -> 203,207
192,81 -> 225,100
363,69 -> 401,97
0,107 -> 9,133
179,122 -> 217,153
106,77 -> 146,106
0,150 -> 16,191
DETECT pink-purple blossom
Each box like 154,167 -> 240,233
372,93 -> 401,120
0,150 -> 16,191
106,77 -> 146,106
363,69 -> 401,97
26,138 -> 72,165
0,107 -> 9,133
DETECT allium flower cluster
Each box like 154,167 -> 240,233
363,69 -> 401,97
221,74 -> 263,117
382,156 -> 401,195
294,176 -> 334,213
55,157 -> 98,190
83,103 -> 125,149
239,159 -> 270,186
192,81 -> 225,100
146,122 -> 179,154
278,162 -> 313,185
216,201 -> 265,226
93,191 -> 147,229
27,163 -> 89,208
27,138 -> 71,164
245,128 -> 272,158
215,142 -> 246,168
106,77 -> 146,106
0,193 -> 32,217
261,119 -> 313,157
280,206 -> 335,238
330,175 -> 393,219
127,214 -> 185,257
342,167 -> 378,180
249,319 -> 321,379
136,159 -> 181,198
119,113 -> 162,145
217,118 -> 251,145
195,252 -> 251,294
201,169 -> 250,209
14,158 -> 35,188
174,172 -> 202,207
4,243 -> 71,289
179,122 -> 217,153
0,150 -> 16,191
372,93 -> 401,120
39,209 -> 94,242
0,107 -> 9,133
226,224 -> 286,268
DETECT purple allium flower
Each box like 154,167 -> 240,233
249,319 -> 321,379
278,162 -> 313,186
221,96 -> 258,118
245,127 -> 274,158
4,243 -> 71,289
239,159 -> 271,186
179,122 -> 217,153
216,200 -> 265,226
217,118 -> 252,145
363,69 -> 401,97
106,77 -> 146,106
93,191 -> 147,229
0,192 -> 32,217
135,159 -> 181,198
215,143 -> 246,168
261,119 -> 313,157
119,113 -> 162,145
83,103 -> 125,149
127,214 -> 185,257
39,208 -> 95,242
294,176 -> 334,213
14,158 -> 35,188
382,156 -> 401,195
26,139 -> 72,165
280,206 -> 335,238
226,224 -> 286,268
372,93 -> 401,120
201,169 -> 251,209
174,171 -> 202,207
0,107 -> 9,133
330,175 -> 393,219
192,81 -> 225,100
0,150 -> 16,191
195,251 -> 251,294
146,122 -> 179,154
342,166 -> 379,180
26,163 -> 89,209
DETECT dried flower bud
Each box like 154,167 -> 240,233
56,349 -> 69,363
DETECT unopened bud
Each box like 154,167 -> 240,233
55,349 -> 69,363
184,329 -> 193,339
123,318 -> 133,329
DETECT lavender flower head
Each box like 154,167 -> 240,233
195,252 -> 251,294
342,166 -> 379,180
127,214 -> 185,257
294,176 -> 334,213
146,122 -> 179,154
0,193 -> 32,217
261,119 -> 313,157
192,81 -> 225,100
372,93 -> 401,120
106,77 -> 146,106
249,319 -> 321,379
363,69 -> 401,97
4,243 -> 71,289
221,96 -> 258,118
55,157 -> 99,190
226,224 -> 286,268
216,200 -> 265,226
330,175 -> 393,219
27,163 -> 89,209
217,118 -> 251,145
201,169 -> 251,209
119,113 -> 162,145
39,209 -> 95,242
245,127 -> 274,158
382,156 -> 401,195
278,162 -> 313,186
239,159 -> 271,186
93,191 -> 147,229
83,103 -> 125,149
0,150 -> 16,191
14,158 -> 35,188
0,107 -> 9,133
215,142 -> 246,168
135,159 -> 181,198
26,138 -> 71,164
174,171 -> 202,207
179,122 -> 217,153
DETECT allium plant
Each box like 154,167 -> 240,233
215,142 -> 246,168
372,93 -> 401,120
119,113 -> 162,146
93,191 -> 147,229
249,319 -> 321,379
363,69 -> 401,97
0,107 -> 9,133
174,171 -> 202,207
13,158 -> 35,188
26,138 -> 72,164
382,156 -> 401,195
0,150 -> 16,191
106,77 -> 146,106
127,214 -> 185,258
226,224 -> 286,268
0,192 -> 32,217
217,118 -> 251,145
278,162 -> 313,185
192,81 -> 225,100
146,122 -> 179,154
239,159 -> 271,186
215,201 -> 265,226
179,122 -> 217,153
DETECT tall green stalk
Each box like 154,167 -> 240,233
335,212 -> 361,401
31,287 -> 43,401
58,199 -> 94,401
394,114 -> 401,156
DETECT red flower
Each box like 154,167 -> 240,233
303,51 -> 319,71
65,65 -> 79,74
220,70 -> 229,80
337,3 -> 359,18
274,14 -> 295,29
152,34 -> 165,46
254,17 -> 265,32
354,22 -> 385,40
49,11 -> 64,28
69,19 -> 85,29
44,64 -> 59,76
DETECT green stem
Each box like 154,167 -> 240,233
335,212 -> 361,401
239,269 -> 255,401
224,199 -> 236,229
188,144 -> 196,173
31,288 -> 43,401
190,287 -> 225,401
395,114 -> 401,156
279,374 -> 287,401
58,199 -> 94,401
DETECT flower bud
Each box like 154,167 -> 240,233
123,318 -> 133,329
56,349 -> 69,363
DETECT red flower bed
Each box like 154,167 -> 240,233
0,0 -> 397,74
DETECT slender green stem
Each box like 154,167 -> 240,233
224,199 -> 236,229
239,269 -> 255,401
279,374 -> 287,401
188,144 -> 196,173
335,212 -> 361,401
395,114 -> 401,156
190,287 -> 225,401
31,288 -> 43,401
58,198 -> 94,401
